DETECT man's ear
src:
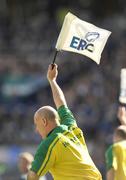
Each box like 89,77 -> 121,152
42,118 -> 48,127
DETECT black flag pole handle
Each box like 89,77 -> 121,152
52,50 -> 58,69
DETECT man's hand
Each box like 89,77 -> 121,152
117,106 -> 126,125
47,64 -> 58,82
27,170 -> 39,180
106,168 -> 114,180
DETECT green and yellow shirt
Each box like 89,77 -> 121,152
31,106 -> 102,180
105,140 -> 126,180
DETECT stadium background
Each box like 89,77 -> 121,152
0,0 -> 126,179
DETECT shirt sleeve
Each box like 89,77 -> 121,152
57,105 -> 77,127
31,140 -> 55,177
105,145 -> 114,171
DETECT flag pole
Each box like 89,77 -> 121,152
52,50 -> 58,69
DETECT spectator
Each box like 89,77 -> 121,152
18,152 -> 34,180
18,152 -> 47,180
105,106 -> 126,180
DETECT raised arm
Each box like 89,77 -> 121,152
47,64 -> 67,109
117,106 -> 126,125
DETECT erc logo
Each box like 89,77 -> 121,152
70,32 -> 100,52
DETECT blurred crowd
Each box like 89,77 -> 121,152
0,0 -> 126,179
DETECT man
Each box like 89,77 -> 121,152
27,64 -> 102,180
105,106 -> 126,180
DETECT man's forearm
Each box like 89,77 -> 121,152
49,80 -> 67,109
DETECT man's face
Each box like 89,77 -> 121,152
34,113 -> 46,139
18,157 -> 29,173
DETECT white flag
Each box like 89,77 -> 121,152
119,69 -> 126,104
55,12 -> 111,64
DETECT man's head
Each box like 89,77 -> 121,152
34,106 -> 60,139
113,125 -> 126,143
18,152 -> 33,174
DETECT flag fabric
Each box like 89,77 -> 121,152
119,69 -> 126,104
55,12 -> 111,64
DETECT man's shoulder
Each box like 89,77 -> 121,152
57,105 -> 77,127
38,125 -> 68,149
